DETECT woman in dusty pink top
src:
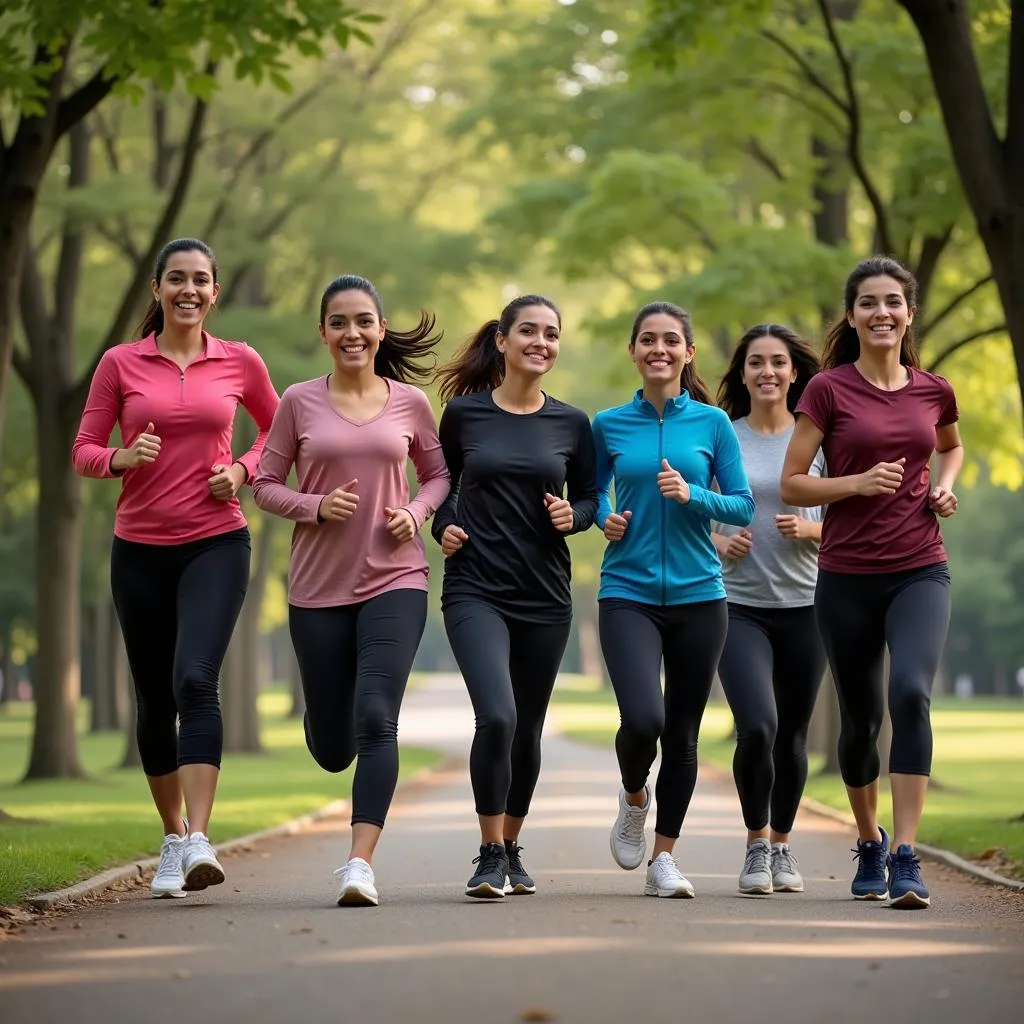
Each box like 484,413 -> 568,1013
72,237 -> 280,900
253,274 -> 450,907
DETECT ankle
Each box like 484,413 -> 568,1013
625,788 -> 648,809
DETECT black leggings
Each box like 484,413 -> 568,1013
110,527 -> 251,776
814,563 -> 951,787
717,603 -> 826,834
599,598 -> 728,839
288,590 -> 427,829
443,601 -> 571,818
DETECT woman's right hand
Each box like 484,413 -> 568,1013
603,511 -> 632,542
723,530 -> 753,559
114,422 -> 161,470
318,479 -> 359,522
855,458 -> 905,496
441,524 -> 469,556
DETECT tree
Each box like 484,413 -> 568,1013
0,0 -> 379,464
895,1 -> 1022,411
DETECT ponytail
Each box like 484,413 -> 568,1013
681,362 -> 712,405
434,294 -> 560,403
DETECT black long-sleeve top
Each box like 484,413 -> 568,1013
431,390 -> 598,623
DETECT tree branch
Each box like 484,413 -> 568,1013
16,246 -> 50,393
54,122 -> 91,349
815,0 -> 894,256
919,274 -> 994,339
1007,0 -> 1024,182
926,323 -> 1007,371
664,201 -> 719,252
73,65 -> 217,412
760,28 -> 848,114
729,76 -> 846,138
55,64 -> 116,141
745,138 -> 787,182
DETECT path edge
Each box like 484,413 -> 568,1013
22,754 -> 459,912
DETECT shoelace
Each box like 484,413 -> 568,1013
334,861 -> 373,883
773,846 -> 799,875
888,850 -> 921,885
187,834 -> 216,859
652,854 -> 683,878
850,840 -> 886,871
506,844 -> 526,874
618,805 -> 645,843
472,844 -> 504,877
743,843 -> 771,879
157,837 -> 184,874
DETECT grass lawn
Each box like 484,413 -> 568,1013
0,692 -> 440,907
550,680 -> 1024,877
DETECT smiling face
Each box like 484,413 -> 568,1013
630,312 -> 693,385
742,334 -> 797,410
319,288 -> 386,376
848,274 -> 915,357
496,304 -> 561,379
153,250 -> 219,332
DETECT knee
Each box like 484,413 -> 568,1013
174,662 -> 220,710
356,697 -> 397,745
736,718 -> 777,756
889,674 -> 931,731
477,707 -> 517,750
622,710 -> 665,748
313,748 -> 355,774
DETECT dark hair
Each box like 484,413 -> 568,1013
630,301 -> 712,405
434,294 -> 560,402
136,238 -> 218,338
716,323 -> 822,419
319,274 -> 443,384
822,255 -> 920,370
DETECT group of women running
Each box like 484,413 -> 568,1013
72,238 -> 962,913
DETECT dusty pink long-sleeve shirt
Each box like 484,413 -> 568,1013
253,377 -> 450,607
72,333 -> 280,545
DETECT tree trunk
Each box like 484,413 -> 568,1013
120,659 -> 142,771
0,629 -> 14,707
575,595 -> 606,685
89,590 -> 121,732
288,639 -> 305,719
809,669 -> 842,775
24,407 -> 84,779
222,515 -> 276,753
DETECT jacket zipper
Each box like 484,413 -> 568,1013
658,414 -> 666,605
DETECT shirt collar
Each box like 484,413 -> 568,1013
631,387 -> 690,418
138,331 -> 226,360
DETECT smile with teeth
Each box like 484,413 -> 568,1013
646,359 -> 670,368
341,343 -> 368,353
175,301 -> 200,310
869,324 -> 895,333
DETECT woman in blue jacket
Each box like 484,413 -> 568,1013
594,301 -> 754,898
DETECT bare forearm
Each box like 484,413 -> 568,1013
780,473 -> 860,507
710,531 -> 730,557
935,445 -> 963,491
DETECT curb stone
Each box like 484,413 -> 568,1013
23,756 -> 457,912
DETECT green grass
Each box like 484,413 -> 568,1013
0,693 -> 440,906
550,681 -> 1024,877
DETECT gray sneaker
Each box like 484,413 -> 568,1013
610,784 -> 650,870
738,837 -> 773,894
771,842 -> 804,893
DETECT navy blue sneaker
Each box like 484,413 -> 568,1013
851,825 -> 890,900
888,844 -> 930,908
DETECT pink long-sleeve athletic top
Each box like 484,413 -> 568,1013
252,377 -> 450,607
72,333 -> 280,545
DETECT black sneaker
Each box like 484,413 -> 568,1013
466,842 -> 508,899
504,840 -> 536,895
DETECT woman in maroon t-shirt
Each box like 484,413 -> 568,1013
781,256 -> 963,910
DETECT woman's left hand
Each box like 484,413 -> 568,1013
209,463 -> 247,500
385,507 -> 417,542
544,493 -> 574,533
928,486 -> 958,518
657,459 -> 690,504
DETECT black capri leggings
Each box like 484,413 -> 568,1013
814,562 -> 951,787
443,600 -> 571,818
110,527 -> 251,776
717,603 -> 826,834
289,589 -> 427,829
598,597 -> 728,839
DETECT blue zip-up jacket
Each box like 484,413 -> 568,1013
593,389 -> 755,606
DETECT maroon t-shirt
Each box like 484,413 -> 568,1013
795,363 -> 958,574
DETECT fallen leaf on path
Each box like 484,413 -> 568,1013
519,1010 -> 555,1022
117,933 -> 127,940
289,927 -> 313,935
173,970 -> 191,980
233,887 -> 243,892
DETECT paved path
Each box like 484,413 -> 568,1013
2,675 -> 1022,1023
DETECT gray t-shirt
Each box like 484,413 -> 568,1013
717,418 -> 825,608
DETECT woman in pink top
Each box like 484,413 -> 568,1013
253,274 -> 450,907
781,256 -> 963,909
72,238 -> 280,899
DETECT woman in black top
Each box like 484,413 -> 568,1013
433,294 -> 598,899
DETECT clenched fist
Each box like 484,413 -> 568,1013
318,479 -> 359,522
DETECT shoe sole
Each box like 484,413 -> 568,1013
644,885 -> 695,898
609,829 -> 645,871
504,880 -> 536,895
465,882 -> 506,899
772,882 -> 804,893
337,887 -> 379,907
151,886 -> 187,899
890,890 -> 930,909
738,882 -> 773,895
183,861 -> 225,892
853,890 -> 889,901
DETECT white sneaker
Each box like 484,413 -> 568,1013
151,834 -> 186,898
181,832 -> 225,891
610,784 -> 650,870
644,851 -> 695,898
739,837 -> 773,895
771,842 -> 804,893
335,857 -> 379,907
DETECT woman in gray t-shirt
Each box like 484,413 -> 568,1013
711,324 -> 827,897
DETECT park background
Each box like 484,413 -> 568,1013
0,0 -> 1022,906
